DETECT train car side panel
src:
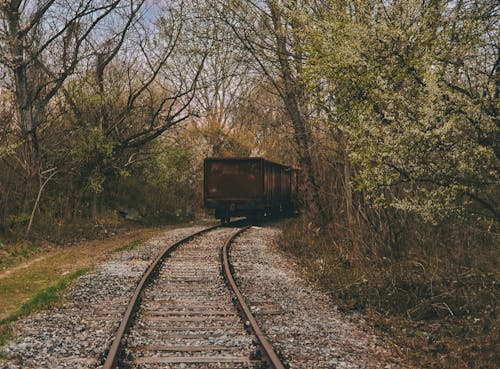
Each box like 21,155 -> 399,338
204,158 -> 265,221
204,159 -> 262,200
204,157 -> 299,221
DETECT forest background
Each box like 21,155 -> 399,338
0,1 -> 498,368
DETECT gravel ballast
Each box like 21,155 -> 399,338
123,227 -> 259,368
1,224 -> 411,368
230,226 -> 412,369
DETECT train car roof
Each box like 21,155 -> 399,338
204,157 -> 299,170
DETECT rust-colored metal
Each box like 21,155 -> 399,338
102,224 -> 220,369
221,226 -> 287,369
204,157 -> 300,222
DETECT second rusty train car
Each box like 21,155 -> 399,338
204,157 -> 299,223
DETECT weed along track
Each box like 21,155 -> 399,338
104,224 -> 286,369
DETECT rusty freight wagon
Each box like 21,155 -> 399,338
204,157 -> 299,223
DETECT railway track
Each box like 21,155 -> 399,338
103,223 -> 286,369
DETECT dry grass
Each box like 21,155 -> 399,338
0,225 -> 171,350
278,217 -> 499,369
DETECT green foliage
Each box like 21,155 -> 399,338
299,5 -> 500,364
0,324 -> 13,347
5,214 -> 30,226
107,142 -> 198,224
65,126 -> 115,195
305,0 -> 499,226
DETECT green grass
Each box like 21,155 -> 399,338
0,325 -> 12,347
0,269 -> 88,347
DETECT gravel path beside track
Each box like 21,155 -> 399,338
231,225 -> 412,369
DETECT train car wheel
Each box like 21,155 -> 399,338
221,210 -> 230,225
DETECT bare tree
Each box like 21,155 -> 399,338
0,0 -> 145,179
93,1 -> 209,152
184,6 -> 258,156
207,0 -> 328,222
52,0 -> 210,218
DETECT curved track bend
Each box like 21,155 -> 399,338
103,223 -> 286,369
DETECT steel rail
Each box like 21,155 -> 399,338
221,226 -> 287,369
102,224 -> 220,369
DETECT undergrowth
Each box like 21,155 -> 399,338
279,216 -> 499,369
2,212 -> 126,244
0,242 -> 41,272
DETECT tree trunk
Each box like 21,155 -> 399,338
268,3 -> 328,223
283,89 -> 326,223
7,2 -> 41,180
92,191 -> 98,220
